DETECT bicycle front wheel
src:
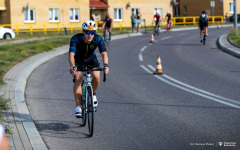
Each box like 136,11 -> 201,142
87,86 -> 94,137
81,84 -> 86,127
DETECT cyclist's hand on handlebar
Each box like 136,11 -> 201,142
103,65 -> 109,74
70,67 -> 77,75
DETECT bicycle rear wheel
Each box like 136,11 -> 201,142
87,86 -> 94,137
203,32 -> 206,45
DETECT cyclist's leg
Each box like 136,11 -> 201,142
200,24 -> 204,37
205,23 -> 208,36
103,27 -> 106,40
108,28 -> 111,40
91,71 -> 100,94
74,71 -> 83,107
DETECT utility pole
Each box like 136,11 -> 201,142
234,0 -> 237,30
210,1 -> 215,16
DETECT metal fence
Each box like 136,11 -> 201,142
0,16 -> 224,35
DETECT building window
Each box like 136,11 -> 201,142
49,8 -> 59,22
154,8 -> 162,19
70,8 -> 79,22
24,9 -> 35,23
173,7 -> 180,16
229,3 -> 234,13
184,6 -> 187,14
132,8 -> 140,15
114,8 -> 122,21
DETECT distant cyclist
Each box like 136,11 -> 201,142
199,11 -> 208,43
102,14 -> 113,41
69,20 -> 109,118
165,11 -> 172,29
152,12 -> 161,29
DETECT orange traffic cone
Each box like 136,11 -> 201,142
150,34 -> 155,43
153,55 -> 163,75
217,23 -> 220,29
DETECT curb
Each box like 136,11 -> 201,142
218,34 -> 240,58
3,32 -> 143,150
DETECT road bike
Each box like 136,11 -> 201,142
104,27 -> 109,46
153,25 -> 160,36
165,22 -> 172,34
73,65 -> 106,137
202,26 -> 207,45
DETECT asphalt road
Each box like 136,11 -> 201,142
26,27 -> 240,150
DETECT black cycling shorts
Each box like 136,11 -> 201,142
76,55 -> 100,69
200,22 -> 208,30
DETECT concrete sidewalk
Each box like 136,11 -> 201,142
218,34 -> 240,58
0,27 -> 239,150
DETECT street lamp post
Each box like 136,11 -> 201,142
234,0 -> 237,30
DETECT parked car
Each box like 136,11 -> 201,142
0,27 -> 15,40
229,14 -> 240,22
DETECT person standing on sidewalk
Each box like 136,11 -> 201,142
131,12 -> 137,33
136,12 -> 141,33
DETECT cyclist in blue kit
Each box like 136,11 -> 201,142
69,20 -> 109,118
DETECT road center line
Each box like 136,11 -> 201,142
140,65 -> 240,109
161,36 -> 173,40
147,65 -> 240,105
139,53 -> 143,61
140,46 -> 147,52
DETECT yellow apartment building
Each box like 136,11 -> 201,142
0,0 -> 174,30
91,0 -> 173,27
179,0 -> 240,17
0,0 -> 89,29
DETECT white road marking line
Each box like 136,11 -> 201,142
147,64 -> 240,105
148,43 -> 152,45
140,65 -> 240,109
140,46 -> 147,52
161,36 -> 173,40
139,53 -> 143,61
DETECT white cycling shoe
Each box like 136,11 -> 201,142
75,107 -> 82,118
93,95 -> 98,107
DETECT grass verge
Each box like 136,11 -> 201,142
228,28 -> 240,46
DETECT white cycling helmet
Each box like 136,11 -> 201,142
82,20 -> 97,30
167,11 -> 170,14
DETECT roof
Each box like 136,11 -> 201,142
90,0 -> 109,9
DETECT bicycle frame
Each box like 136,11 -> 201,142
82,71 -> 94,113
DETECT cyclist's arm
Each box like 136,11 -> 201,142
110,20 -> 113,30
152,16 -> 155,23
101,52 -> 109,74
69,52 -> 76,75
102,22 -> 106,30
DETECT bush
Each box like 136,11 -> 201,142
0,95 -> 12,134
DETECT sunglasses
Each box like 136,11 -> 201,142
84,30 -> 96,35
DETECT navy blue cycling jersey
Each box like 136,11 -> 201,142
69,33 -> 106,64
